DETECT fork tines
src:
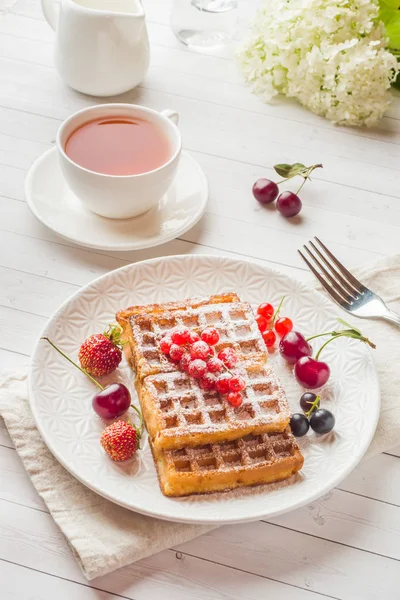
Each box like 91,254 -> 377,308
298,237 -> 366,307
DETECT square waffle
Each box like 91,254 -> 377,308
138,364 -> 290,450
117,294 -> 290,451
151,428 -> 304,497
117,293 -> 269,382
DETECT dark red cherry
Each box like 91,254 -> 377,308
279,331 -> 312,364
252,179 -> 279,204
276,191 -> 302,218
294,357 -> 330,389
92,383 -> 131,419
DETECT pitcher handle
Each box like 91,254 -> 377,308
161,110 -> 179,125
41,0 -> 58,30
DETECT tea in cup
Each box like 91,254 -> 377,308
57,104 -> 181,219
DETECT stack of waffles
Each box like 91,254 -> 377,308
117,293 -> 303,497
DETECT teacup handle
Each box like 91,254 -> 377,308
41,0 -> 58,30
161,109 -> 179,125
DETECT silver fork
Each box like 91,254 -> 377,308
298,237 -> 400,327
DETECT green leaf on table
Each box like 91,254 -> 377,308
273,162 -> 306,178
274,163 -> 292,177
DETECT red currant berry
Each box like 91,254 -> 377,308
256,314 -> 268,333
262,330 -> 276,348
188,331 -> 200,344
190,340 -> 211,361
257,303 -> 274,320
216,373 -> 232,394
227,392 -> 243,407
201,327 -> 220,346
199,372 -> 217,390
275,317 -> 293,337
160,336 -> 172,355
218,347 -> 238,369
179,353 -> 191,372
229,375 -> 246,392
188,359 -> 207,379
207,357 -> 224,373
171,327 -> 191,345
170,344 -> 184,361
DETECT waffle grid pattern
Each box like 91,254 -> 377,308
165,430 -> 298,474
129,300 -> 268,378
144,365 -> 288,434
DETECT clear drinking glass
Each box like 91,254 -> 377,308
171,0 -> 239,50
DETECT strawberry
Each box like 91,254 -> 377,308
79,324 -> 123,377
100,420 -> 138,461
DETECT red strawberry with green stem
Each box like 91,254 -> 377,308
42,336 -> 143,459
41,337 -> 142,423
78,324 -> 124,377
100,420 -> 140,461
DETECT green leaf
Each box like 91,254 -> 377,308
386,19 -> 400,51
379,0 -> 400,10
290,162 -> 307,175
273,163 -> 292,177
336,318 -> 361,336
379,1 -> 400,50
273,162 -> 306,178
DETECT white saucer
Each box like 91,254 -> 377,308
25,147 -> 208,251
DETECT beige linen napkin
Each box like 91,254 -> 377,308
0,254 -> 399,580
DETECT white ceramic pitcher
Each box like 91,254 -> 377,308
41,0 -> 150,96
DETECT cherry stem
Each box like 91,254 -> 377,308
305,395 -> 321,418
314,330 -> 375,360
296,176 -> 308,196
270,296 -> 285,329
315,337 -> 337,360
41,337 -> 104,391
306,325 -> 376,360
277,164 -> 323,188
306,331 -> 334,342
296,164 -> 322,195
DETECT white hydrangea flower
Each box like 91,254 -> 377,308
237,0 -> 399,126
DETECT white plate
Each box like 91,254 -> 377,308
25,148 -> 208,251
29,255 -> 380,524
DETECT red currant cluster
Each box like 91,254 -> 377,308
160,326 -> 246,407
256,298 -> 293,348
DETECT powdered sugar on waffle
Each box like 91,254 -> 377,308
129,299 -> 269,381
165,429 -> 300,474
121,295 -> 290,443
143,363 -> 289,442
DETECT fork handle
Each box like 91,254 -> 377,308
383,310 -> 400,328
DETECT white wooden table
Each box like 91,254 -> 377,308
1,1 -> 400,598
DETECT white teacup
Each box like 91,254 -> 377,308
57,104 -> 181,219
